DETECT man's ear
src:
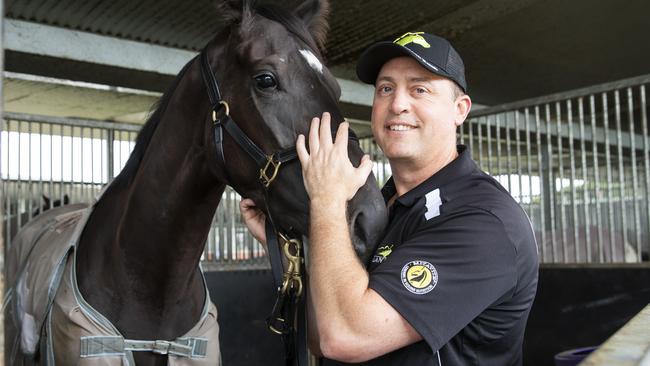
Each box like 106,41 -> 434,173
455,94 -> 472,127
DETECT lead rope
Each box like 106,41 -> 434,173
264,198 -> 308,366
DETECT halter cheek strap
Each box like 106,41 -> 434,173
200,48 -> 308,366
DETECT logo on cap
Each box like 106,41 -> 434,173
401,260 -> 438,294
393,32 -> 431,49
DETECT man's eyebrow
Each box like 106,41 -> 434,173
376,75 -> 395,83
376,75 -> 435,83
410,77 -> 434,83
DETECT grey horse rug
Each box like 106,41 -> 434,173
5,203 -> 221,365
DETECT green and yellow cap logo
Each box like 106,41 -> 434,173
401,260 -> 438,294
393,32 -> 431,48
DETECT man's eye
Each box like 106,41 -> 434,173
380,86 -> 392,93
415,87 -> 427,94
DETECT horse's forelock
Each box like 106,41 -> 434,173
214,0 -> 255,25
294,0 -> 330,51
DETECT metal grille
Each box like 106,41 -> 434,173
0,112 -> 267,270
4,74 -> 650,266
460,75 -> 650,263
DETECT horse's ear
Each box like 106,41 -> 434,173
294,0 -> 330,51
215,0 -> 254,25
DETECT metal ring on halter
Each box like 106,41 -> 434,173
268,317 -> 287,335
212,100 -> 230,122
260,155 -> 283,188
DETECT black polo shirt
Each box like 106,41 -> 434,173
325,145 -> 538,366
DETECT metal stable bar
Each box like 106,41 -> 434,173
642,86 -> 650,260
2,120 -> 10,241
59,124 -> 64,204
525,108 -> 534,223
515,111 -> 522,204
487,116 -> 493,174
28,122 -> 34,220
535,106 -> 546,260
17,120 -> 23,230
614,90 -> 628,261
590,95 -> 604,262
602,93 -> 616,262
555,102 -> 567,262
545,104 -> 557,262
505,112 -> 513,194
3,112 -> 141,132
567,99 -> 579,262
627,87 -> 641,262
578,98 -> 592,262
459,121 -> 464,145
468,116 -> 474,159
496,114 -> 502,180
49,124 -> 54,210
477,116 -> 484,168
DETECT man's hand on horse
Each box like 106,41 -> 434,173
296,112 -> 373,206
239,198 -> 267,247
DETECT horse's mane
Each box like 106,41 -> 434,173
254,3 -> 322,58
102,58 -> 196,196
102,2 -> 321,196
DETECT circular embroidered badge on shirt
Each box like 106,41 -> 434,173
401,260 -> 438,294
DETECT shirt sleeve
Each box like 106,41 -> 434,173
368,207 -> 517,353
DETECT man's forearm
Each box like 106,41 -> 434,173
308,198 -> 371,348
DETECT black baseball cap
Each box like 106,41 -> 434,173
356,31 -> 467,93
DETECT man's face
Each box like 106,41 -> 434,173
371,57 -> 466,167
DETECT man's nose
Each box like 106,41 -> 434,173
390,89 -> 410,115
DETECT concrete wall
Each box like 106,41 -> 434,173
206,266 -> 650,366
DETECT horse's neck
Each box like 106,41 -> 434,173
76,61 -> 226,339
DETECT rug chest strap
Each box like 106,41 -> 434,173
79,336 -> 208,358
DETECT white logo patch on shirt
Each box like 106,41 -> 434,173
424,188 -> 441,220
299,49 -> 323,74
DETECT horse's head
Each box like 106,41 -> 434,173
204,0 -> 387,261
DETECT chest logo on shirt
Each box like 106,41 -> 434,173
371,244 -> 394,264
401,260 -> 438,295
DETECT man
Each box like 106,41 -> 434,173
241,31 -> 538,365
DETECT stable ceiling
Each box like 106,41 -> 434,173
5,0 -> 650,124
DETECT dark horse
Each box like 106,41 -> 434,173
5,0 -> 387,365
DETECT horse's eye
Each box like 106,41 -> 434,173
254,73 -> 277,89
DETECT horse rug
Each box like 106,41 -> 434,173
6,203 -> 221,365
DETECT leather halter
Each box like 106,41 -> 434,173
200,50 -> 299,188
199,48 -> 308,366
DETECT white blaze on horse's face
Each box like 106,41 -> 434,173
299,49 -> 323,74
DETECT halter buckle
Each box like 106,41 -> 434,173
260,155 -> 282,188
212,101 -> 230,124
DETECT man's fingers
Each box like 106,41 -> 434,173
240,198 -> 255,211
357,154 -> 374,182
297,134 -> 310,167
308,117 -> 320,155
335,121 -> 349,150
319,112 -> 333,147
